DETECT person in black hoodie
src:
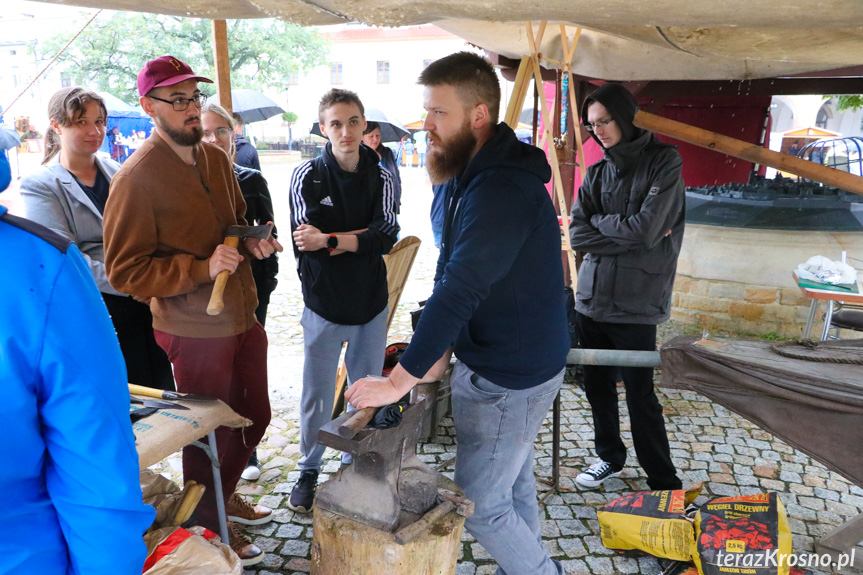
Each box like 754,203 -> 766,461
232,113 -> 261,171
569,83 -> 685,491
347,52 -> 569,575
287,88 -> 399,513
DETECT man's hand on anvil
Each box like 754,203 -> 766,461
347,349 -> 453,409
346,376 -> 404,409
245,221 -> 284,259
347,363 -> 418,409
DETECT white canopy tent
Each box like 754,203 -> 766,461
28,0 -> 863,80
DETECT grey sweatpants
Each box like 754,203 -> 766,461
298,306 -> 388,471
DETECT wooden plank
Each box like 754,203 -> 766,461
527,51 -> 578,283
332,236 -> 422,419
503,56 -> 531,128
211,20 -> 232,113
560,26 -> 586,291
633,110 -> 863,195
383,235 -> 422,331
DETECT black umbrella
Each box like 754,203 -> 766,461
310,107 -> 410,143
213,89 -> 286,123
0,124 -> 21,151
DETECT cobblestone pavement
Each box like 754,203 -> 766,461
149,161 -> 863,575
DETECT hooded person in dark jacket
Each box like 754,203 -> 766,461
569,83 -> 685,491
347,52 -> 570,575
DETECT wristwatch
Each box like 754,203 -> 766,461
326,234 -> 339,252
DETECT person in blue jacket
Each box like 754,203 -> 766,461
0,151 -> 10,192
0,203 -> 154,574
347,52 -> 569,575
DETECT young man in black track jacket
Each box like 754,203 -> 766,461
287,88 -> 399,512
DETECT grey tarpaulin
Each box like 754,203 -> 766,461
660,335 -> 863,488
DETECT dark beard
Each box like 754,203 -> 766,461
426,119 -> 476,185
159,118 -> 203,146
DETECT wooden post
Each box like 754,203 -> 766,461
332,236 -> 422,419
560,26 -> 586,187
633,110 -> 863,196
211,20 -> 232,114
311,506 -> 466,575
559,26 -> 585,289
503,56 -> 532,129
524,21 -> 579,287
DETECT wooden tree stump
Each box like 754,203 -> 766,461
311,506 -> 466,575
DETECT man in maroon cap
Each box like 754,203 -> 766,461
103,55 -> 282,567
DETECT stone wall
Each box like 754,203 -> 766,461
670,224 -> 863,338
671,275 -> 813,338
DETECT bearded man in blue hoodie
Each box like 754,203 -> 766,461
348,52 -> 570,575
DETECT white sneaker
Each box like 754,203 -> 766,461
576,460 -> 622,488
241,465 -> 261,481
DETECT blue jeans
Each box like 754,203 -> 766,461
452,361 -> 565,575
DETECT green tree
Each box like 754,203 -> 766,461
282,111 -> 298,144
831,95 -> 863,112
37,12 -> 329,103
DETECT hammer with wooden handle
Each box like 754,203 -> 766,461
337,406 -> 378,439
206,223 -> 273,316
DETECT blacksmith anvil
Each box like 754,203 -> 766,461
315,397 -> 440,532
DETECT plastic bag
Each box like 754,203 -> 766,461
597,484 -> 703,561
796,256 -> 857,285
140,471 -> 183,530
142,526 -> 242,575
691,492 -> 792,575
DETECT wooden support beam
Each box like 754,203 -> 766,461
211,20 -> 232,114
558,26 -> 586,290
503,56 -> 532,129
524,23 -> 578,286
634,110 -> 863,195
560,26 -> 586,187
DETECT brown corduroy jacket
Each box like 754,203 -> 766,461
104,131 -> 257,338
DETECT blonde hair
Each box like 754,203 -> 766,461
201,102 -> 236,159
43,87 -> 107,165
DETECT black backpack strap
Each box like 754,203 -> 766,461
310,154 -> 323,200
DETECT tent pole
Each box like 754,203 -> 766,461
560,26 -> 586,293
211,20 -> 233,114
524,21 -> 578,502
524,22 -> 578,289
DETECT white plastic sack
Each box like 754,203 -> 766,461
796,255 -> 857,285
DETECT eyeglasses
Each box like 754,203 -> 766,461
203,127 -> 231,138
585,118 -> 614,132
148,93 -> 208,111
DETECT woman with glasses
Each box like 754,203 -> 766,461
201,102 -> 278,482
20,86 -> 174,391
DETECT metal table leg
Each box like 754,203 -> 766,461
537,390 -> 561,503
804,298 -> 818,339
822,301 -> 835,341
191,431 -> 228,544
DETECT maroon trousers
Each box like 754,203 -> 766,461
155,323 -> 271,531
